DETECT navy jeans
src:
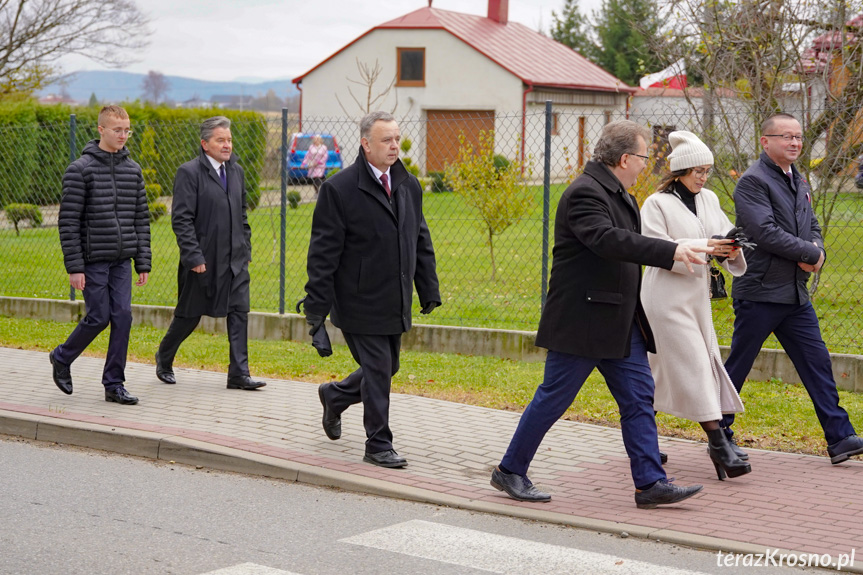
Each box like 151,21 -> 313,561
500,328 -> 665,489
54,260 -> 133,390
721,299 -> 855,444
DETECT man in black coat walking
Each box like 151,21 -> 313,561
720,112 -> 863,464
155,116 -> 265,391
50,105 -> 150,406
491,121 -> 710,508
302,111 -> 440,468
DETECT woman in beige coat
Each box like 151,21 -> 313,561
641,131 -> 752,481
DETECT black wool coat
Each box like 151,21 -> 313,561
59,140 -> 151,274
170,149 -> 252,318
535,161 -> 677,359
303,147 -> 440,335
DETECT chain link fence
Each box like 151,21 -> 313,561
2,106 -> 862,353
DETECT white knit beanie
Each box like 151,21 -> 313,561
667,130 -> 714,172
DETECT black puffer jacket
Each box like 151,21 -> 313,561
59,140 -> 151,274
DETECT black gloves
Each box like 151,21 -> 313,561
296,298 -> 332,357
711,228 -> 756,263
310,323 -> 332,357
723,227 -> 757,250
421,301 -> 441,314
305,311 -> 325,336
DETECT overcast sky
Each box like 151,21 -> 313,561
58,0 -> 604,82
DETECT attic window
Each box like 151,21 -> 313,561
397,48 -> 425,87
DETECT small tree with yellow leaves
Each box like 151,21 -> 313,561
446,130 -> 533,280
629,139 -> 670,208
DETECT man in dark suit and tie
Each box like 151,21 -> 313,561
155,116 -> 265,391
302,111 -> 440,468
491,120 -> 710,508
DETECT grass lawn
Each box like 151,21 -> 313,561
3,182 -> 863,351
2,315 -> 861,458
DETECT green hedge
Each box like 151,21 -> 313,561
0,102 -> 267,209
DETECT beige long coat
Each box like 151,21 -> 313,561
641,188 -> 746,422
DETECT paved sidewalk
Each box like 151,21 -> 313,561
1,347 -> 861,571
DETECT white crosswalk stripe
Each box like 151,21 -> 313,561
340,520 -> 713,575
199,564 -> 302,575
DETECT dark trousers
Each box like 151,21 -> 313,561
500,328 -> 665,489
54,260 -> 132,391
325,332 -> 401,453
158,311 -> 250,378
720,299 -> 855,444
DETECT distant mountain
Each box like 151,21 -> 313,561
39,70 -> 299,104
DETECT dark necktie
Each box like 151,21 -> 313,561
380,173 -> 390,196
219,164 -> 227,190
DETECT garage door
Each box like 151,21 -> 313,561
426,110 -> 495,173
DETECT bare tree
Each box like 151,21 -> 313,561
335,58 -> 398,116
141,70 -> 169,104
654,0 -> 863,295
0,0 -> 151,98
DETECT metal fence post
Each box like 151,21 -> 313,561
541,100 -> 552,311
69,114 -> 77,302
279,108 -> 288,314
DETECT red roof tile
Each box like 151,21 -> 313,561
293,6 -> 634,94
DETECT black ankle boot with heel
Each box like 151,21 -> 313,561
707,428 -> 752,480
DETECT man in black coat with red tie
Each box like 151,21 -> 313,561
155,116 -> 266,391
302,111 -> 440,468
491,120 -> 711,508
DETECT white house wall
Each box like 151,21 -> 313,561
300,29 -> 524,172
630,95 -> 760,170
522,103 -> 630,182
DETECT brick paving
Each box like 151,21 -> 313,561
1,346 -> 861,566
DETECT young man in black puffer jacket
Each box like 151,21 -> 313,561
49,105 -> 151,406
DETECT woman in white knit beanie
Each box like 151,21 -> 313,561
640,131 -> 753,481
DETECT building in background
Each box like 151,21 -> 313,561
292,0 -> 634,177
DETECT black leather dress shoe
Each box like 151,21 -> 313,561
227,375 -> 267,390
635,478 -> 703,509
318,384 -> 341,440
660,451 -> 668,464
105,387 -> 139,405
363,449 -> 407,468
155,352 -> 176,384
828,434 -> 863,464
490,467 -> 551,502
49,350 -> 73,395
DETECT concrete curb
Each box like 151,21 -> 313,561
3,409 -> 860,573
3,295 -> 862,391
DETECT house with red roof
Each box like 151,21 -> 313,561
292,0 -> 634,175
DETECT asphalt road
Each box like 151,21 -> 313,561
0,435 -> 822,575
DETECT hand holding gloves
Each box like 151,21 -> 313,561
296,298 -> 332,357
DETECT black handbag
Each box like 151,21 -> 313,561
709,261 -> 727,299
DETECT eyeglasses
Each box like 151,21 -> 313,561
102,128 -> 133,136
692,167 -> 713,177
629,153 -> 650,160
764,134 -> 803,142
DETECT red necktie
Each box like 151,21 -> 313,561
380,173 -> 391,196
